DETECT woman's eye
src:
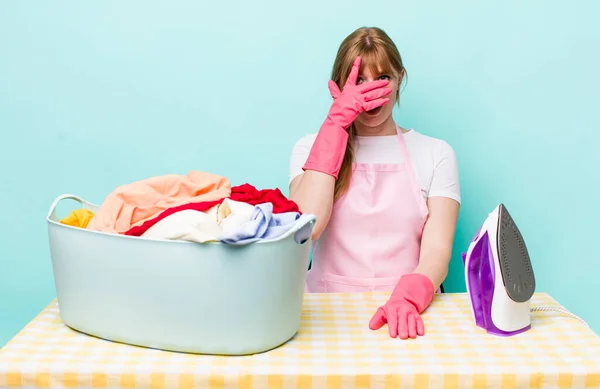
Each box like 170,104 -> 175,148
356,77 -> 364,84
378,75 -> 391,80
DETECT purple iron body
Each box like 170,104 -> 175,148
462,204 -> 535,336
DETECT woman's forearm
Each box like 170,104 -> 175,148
413,197 -> 460,290
289,170 -> 335,241
413,246 -> 451,291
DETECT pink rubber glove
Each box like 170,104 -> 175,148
302,56 -> 392,178
369,274 -> 435,339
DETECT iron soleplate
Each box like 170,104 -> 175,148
496,203 -> 535,303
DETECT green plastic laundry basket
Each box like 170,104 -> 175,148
46,194 -> 316,355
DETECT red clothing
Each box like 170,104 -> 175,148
225,184 -> 299,213
124,183 -> 300,237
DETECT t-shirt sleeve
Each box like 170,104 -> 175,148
288,134 -> 316,184
428,140 -> 461,204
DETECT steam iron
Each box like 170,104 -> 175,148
462,203 -> 535,336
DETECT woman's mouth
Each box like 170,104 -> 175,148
365,106 -> 383,116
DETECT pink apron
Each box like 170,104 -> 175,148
305,125 -> 430,293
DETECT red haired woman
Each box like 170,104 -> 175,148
289,27 -> 461,340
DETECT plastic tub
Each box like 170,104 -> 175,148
46,193 -> 316,355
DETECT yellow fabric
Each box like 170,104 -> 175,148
59,208 -> 95,228
0,293 -> 598,389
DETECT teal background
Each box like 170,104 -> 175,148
1,1 -> 598,346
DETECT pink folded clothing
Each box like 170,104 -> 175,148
86,171 -> 231,234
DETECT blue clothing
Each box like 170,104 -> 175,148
219,202 -> 301,245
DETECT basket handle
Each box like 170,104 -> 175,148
46,193 -> 92,220
289,213 -> 317,245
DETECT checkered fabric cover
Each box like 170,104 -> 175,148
1,292 -> 598,389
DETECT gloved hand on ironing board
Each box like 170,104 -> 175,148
369,273 -> 435,339
302,56 -> 392,178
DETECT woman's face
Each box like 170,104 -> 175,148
354,66 -> 401,129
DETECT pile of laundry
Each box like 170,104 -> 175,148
59,170 -> 303,245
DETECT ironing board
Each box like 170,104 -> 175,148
0,292 -> 598,389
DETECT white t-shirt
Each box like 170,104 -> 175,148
288,129 -> 461,204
